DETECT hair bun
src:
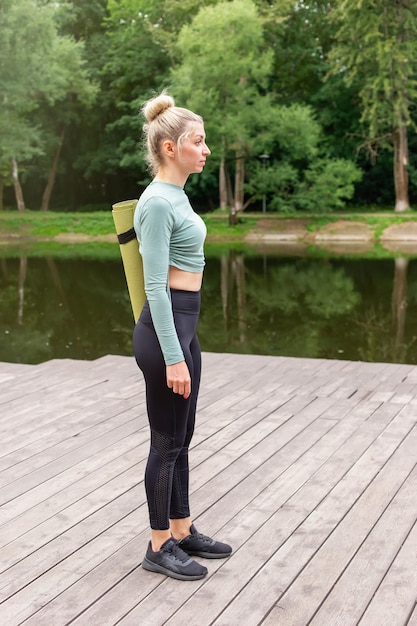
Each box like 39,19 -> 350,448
143,93 -> 175,123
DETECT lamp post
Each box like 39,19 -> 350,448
259,153 -> 269,213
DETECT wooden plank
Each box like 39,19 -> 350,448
188,395 -> 339,501
23,537 -> 150,626
0,491 -> 146,606
122,410 -> 386,624
260,418 -> 417,626
159,403 -> 413,625
0,353 -> 416,625
0,415 -> 142,514
407,604 -> 417,626
70,419 -> 345,625
0,428 -> 147,547
0,515 -> 146,625
0,447 -> 145,569
0,362 -> 35,383
0,395 -> 145,477
358,507 -> 417,625
308,465 -> 417,625
82,398 -> 358,625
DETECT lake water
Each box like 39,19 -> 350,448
1,246 -> 417,365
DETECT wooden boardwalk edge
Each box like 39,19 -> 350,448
0,352 -> 416,626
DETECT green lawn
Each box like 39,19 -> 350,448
1,208 -> 417,241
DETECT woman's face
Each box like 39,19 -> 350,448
177,123 -> 211,175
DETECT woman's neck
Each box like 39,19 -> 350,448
154,167 -> 187,188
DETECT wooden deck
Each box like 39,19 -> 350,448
0,352 -> 416,626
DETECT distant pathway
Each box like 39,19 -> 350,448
246,217 -> 417,254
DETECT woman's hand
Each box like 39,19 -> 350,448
166,361 -> 191,399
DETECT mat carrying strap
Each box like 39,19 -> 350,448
117,227 -> 136,245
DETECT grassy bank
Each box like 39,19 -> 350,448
0,209 -> 258,242
0,210 -> 116,237
1,208 -> 417,241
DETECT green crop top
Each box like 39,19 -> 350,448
134,181 -> 207,365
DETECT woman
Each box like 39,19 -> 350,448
133,92 -> 232,581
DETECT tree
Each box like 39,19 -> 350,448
95,0 -> 171,177
0,0 -> 47,209
172,0 -> 274,223
78,0 -> 213,205
261,0 -> 336,106
0,0 -> 96,210
37,0 -> 103,211
328,0 -> 417,212
244,103 -> 362,213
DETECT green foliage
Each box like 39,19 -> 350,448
0,0 -> 96,158
246,162 -> 299,212
0,0 -> 414,212
266,0 -> 337,105
94,0 -> 214,179
173,0 -> 274,156
297,159 -> 363,212
0,0 -> 98,211
244,103 -> 362,212
260,158 -> 362,213
272,104 -> 321,161
329,0 -> 417,138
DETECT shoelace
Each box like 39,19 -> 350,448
192,531 -> 213,544
165,540 -> 190,563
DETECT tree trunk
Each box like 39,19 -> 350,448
393,125 -> 409,212
224,160 -> 236,225
41,127 -> 66,211
234,154 -> 245,214
226,165 -> 234,209
11,158 -> 25,212
229,153 -> 244,226
219,158 -> 228,210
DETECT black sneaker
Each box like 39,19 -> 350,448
178,524 -> 232,559
142,537 -> 208,581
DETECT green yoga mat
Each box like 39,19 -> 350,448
112,199 -> 146,322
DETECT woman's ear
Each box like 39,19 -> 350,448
161,139 -> 176,159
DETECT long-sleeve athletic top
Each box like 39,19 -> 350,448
134,181 -> 207,365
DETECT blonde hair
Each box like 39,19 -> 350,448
142,91 -> 203,175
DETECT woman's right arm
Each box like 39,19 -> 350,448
137,198 -> 191,396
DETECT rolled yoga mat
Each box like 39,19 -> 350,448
112,199 -> 146,322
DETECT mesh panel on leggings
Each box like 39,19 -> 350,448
170,450 -> 190,520
149,430 -> 177,530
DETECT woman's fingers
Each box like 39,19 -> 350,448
166,362 -> 191,398
183,380 -> 191,399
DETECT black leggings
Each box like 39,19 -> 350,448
133,289 -> 201,530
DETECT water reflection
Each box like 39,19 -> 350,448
220,251 -> 247,346
392,257 -> 408,361
1,248 -> 417,365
